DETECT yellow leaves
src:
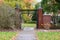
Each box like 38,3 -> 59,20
22,14 -> 31,22
8,2 -> 16,8
23,0 -> 36,9
30,5 -> 35,9
3,0 -> 36,9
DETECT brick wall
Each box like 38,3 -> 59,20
43,15 -> 51,24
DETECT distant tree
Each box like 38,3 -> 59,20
41,0 -> 59,24
55,0 -> 60,3
32,2 -> 41,21
32,11 -> 37,21
55,0 -> 60,10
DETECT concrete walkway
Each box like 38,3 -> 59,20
15,27 -> 37,40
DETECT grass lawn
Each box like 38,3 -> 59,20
0,32 -> 17,40
21,23 -> 36,28
37,32 -> 60,40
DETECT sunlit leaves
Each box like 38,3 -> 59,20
41,0 -> 58,13
4,0 -> 36,9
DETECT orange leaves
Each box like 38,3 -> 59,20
24,0 -> 28,3
24,0 -> 33,3
0,0 -> 3,4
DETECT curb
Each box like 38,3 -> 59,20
10,32 -> 19,40
35,30 -> 38,40
35,30 -> 39,40
11,30 -> 22,40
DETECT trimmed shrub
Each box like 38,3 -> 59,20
0,4 -> 15,29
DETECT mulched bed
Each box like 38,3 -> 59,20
0,28 -> 22,32
37,29 -> 60,32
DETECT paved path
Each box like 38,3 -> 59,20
15,27 -> 37,40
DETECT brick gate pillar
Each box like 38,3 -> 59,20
15,8 -> 21,29
37,8 -> 44,29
